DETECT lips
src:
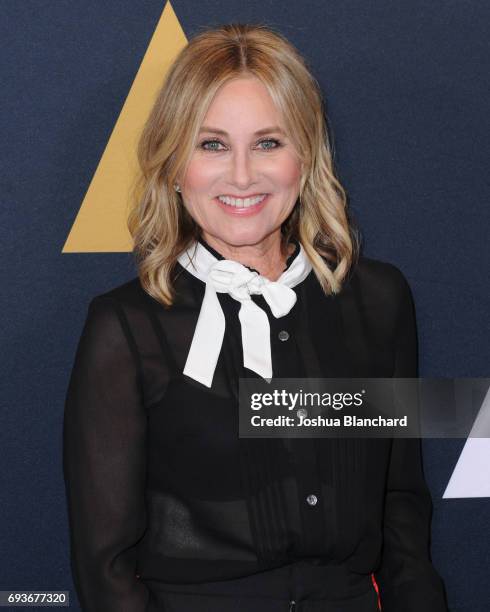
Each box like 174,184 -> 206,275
217,193 -> 268,199
217,194 -> 267,208
214,193 -> 270,216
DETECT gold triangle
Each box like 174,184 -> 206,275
62,1 -> 187,253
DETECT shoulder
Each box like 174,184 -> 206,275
81,277 -> 155,345
69,281 -> 147,385
90,276 -> 148,307
345,255 -> 414,305
85,276 -> 158,321
335,255 -> 416,332
350,255 -> 411,291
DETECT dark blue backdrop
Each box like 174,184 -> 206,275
1,1 -> 488,610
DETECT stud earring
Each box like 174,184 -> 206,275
174,184 -> 181,193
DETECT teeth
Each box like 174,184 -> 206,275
217,194 -> 267,208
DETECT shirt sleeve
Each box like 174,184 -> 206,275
63,296 -> 150,612
374,271 -> 449,612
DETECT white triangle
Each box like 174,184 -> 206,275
443,385 -> 490,499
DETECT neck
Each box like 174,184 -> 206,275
200,231 -> 295,281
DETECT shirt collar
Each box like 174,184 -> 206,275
177,236 -> 311,387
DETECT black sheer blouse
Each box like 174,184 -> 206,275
63,237 -> 448,612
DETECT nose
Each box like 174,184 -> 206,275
229,147 -> 255,190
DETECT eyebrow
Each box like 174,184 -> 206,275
198,126 -> 286,136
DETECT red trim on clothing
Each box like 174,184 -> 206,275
371,573 -> 382,610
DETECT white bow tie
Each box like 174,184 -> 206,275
177,240 -> 312,388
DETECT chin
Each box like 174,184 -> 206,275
216,231 -> 271,248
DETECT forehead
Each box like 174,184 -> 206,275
201,76 -> 283,132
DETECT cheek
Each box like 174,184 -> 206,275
271,155 -> 302,189
180,160 -> 218,221
183,158 -> 216,193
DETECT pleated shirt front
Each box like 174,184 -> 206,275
63,237 -> 448,612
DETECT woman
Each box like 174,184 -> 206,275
63,23 -> 449,612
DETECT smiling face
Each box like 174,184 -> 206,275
178,76 -> 302,252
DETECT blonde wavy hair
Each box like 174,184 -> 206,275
128,22 -> 359,307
